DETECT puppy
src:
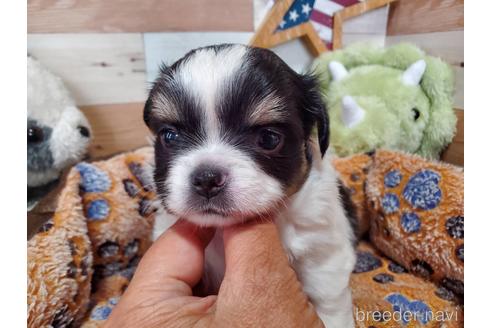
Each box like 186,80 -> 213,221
144,44 -> 356,327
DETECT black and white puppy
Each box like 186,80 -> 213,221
144,44 -> 355,327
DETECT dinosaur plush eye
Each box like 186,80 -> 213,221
257,128 -> 283,152
412,108 -> 420,121
27,126 -> 44,143
160,127 -> 180,146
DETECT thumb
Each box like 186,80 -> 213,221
222,220 -> 291,280
217,220 -> 323,328
127,219 -> 215,299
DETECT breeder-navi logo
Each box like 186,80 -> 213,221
355,294 -> 459,325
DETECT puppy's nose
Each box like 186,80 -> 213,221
191,167 -> 227,199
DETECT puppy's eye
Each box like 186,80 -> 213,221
412,108 -> 420,121
257,128 -> 283,152
27,126 -> 44,143
160,127 -> 180,146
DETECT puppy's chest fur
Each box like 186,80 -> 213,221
154,155 -> 356,327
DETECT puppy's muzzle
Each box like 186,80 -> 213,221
191,165 -> 228,199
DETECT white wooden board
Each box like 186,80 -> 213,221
27,33 -> 147,106
343,34 -> 386,47
385,30 -> 464,66
144,32 -> 254,82
343,6 -> 389,34
271,39 -> 314,73
453,66 -> 464,110
385,30 -> 464,109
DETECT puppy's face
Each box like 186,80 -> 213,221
144,44 -> 328,226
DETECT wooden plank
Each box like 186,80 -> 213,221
441,109 -> 464,166
343,6 -> 389,34
271,39 -> 313,73
27,33 -> 147,106
385,30 -> 464,66
81,103 -> 151,159
453,66 -> 464,110
343,33 -> 386,47
144,32 -> 253,82
333,0 -> 395,50
387,0 -> 464,36
82,103 -> 463,165
385,31 -> 463,109
28,0 -> 253,33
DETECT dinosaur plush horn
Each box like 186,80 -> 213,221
329,61 -> 348,81
341,95 -> 365,128
402,59 -> 426,86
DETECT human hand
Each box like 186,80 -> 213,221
104,219 -> 324,328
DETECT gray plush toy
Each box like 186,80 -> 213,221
27,56 -> 92,209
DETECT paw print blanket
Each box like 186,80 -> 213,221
27,148 -> 464,327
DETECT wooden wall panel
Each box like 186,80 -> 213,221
28,0 -> 253,33
385,31 -> 464,109
387,0 -> 463,35
343,6 -> 389,34
441,109 -> 464,166
453,66 -> 464,110
385,30 -> 463,66
81,103 -> 151,159
144,32 -> 253,82
27,33 -> 147,106
81,102 -> 463,167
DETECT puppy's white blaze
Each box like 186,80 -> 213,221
165,141 -> 283,226
175,45 -> 247,140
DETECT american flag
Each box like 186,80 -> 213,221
267,0 -> 363,50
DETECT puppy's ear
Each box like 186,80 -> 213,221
299,73 -> 329,157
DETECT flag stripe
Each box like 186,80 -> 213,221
310,9 -> 333,28
311,20 -> 333,41
331,0 -> 360,7
313,0 -> 344,16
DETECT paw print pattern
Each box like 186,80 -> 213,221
435,286 -> 457,302
90,298 -> 120,321
445,216 -> 464,239
400,212 -> 421,233
128,162 -> 153,191
384,170 -> 402,188
124,239 -> 140,258
86,199 -> 111,221
353,251 -> 382,273
372,273 -> 394,284
381,193 -> 400,214
456,244 -> 464,262
98,241 -> 120,258
403,170 -> 442,210
123,178 -> 139,197
385,293 -> 432,324
388,261 -> 408,274
37,219 -> 54,233
138,197 -> 156,217
77,162 -> 111,193
51,305 -> 73,327
411,259 -> 434,278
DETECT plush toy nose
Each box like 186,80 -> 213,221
191,166 -> 228,199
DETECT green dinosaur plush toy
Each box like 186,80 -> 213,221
312,43 -> 456,159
